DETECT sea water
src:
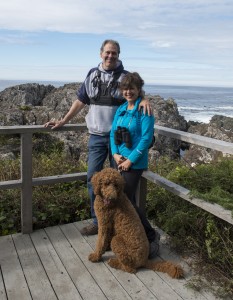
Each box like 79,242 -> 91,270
1,80 -> 233,123
145,84 -> 233,123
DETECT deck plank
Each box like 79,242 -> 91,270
151,232 -> 205,300
45,225 -> 107,300
12,233 -> 57,300
30,229 -> 82,300
155,227 -> 219,300
0,235 -> 32,300
0,268 -> 7,300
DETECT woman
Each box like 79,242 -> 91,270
110,72 -> 160,258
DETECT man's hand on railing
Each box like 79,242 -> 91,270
44,118 -> 66,130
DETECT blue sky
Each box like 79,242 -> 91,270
0,0 -> 233,87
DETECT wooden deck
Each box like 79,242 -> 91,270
0,220 -> 219,300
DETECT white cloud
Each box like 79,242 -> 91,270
1,1 -> 232,53
0,0 -> 232,86
151,41 -> 172,48
0,33 -> 38,45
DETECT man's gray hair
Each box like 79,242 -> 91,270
100,39 -> 120,55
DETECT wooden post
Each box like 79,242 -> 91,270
135,176 -> 147,215
21,133 -> 33,233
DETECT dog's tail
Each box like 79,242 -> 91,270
144,260 -> 184,279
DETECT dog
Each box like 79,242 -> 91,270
88,167 -> 184,278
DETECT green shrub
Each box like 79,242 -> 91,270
164,157 -> 233,214
32,181 -> 90,230
147,156 -> 233,286
0,150 -> 89,235
0,189 -> 21,235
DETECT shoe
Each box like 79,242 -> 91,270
80,223 -> 98,235
148,231 -> 161,259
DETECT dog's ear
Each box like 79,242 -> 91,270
91,172 -> 101,195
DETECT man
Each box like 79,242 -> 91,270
44,39 -> 160,258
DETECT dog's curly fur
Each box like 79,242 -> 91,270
88,168 -> 184,278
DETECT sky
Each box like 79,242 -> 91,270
0,0 -> 233,87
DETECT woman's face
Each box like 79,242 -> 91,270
122,84 -> 140,102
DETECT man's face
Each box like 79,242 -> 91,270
100,43 -> 119,70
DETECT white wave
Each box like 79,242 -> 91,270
178,106 -> 205,111
217,106 -> 233,110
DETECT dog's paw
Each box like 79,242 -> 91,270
88,252 -> 101,262
171,265 -> 184,279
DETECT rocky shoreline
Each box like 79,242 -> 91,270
0,83 -> 233,163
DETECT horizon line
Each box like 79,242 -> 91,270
0,78 -> 233,90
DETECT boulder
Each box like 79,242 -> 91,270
183,115 -> 233,165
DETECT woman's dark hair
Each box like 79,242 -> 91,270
119,72 -> 144,97
100,39 -> 120,55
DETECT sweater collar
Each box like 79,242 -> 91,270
98,60 -> 124,74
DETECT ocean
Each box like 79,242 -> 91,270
1,79 -> 233,124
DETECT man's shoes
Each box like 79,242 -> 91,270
148,231 -> 161,259
80,223 -> 98,235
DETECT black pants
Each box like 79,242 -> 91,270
116,167 -> 156,243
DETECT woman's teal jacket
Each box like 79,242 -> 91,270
110,97 -> 155,169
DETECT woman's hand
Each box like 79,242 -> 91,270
118,159 -> 132,171
113,154 -> 132,171
139,98 -> 152,115
44,118 -> 65,130
113,154 -> 126,165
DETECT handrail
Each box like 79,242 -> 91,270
1,124 -> 233,233
0,124 -> 87,134
155,125 -> 233,154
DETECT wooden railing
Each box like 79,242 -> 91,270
0,124 -> 233,234
138,126 -> 233,226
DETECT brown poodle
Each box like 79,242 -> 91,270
88,167 -> 184,278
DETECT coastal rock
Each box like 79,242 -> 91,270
149,96 -> 188,159
3,83 -> 233,165
0,83 -> 56,126
183,115 -> 233,164
0,83 -> 55,107
0,141 -> 20,160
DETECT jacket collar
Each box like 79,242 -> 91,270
120,97 -> 142,114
